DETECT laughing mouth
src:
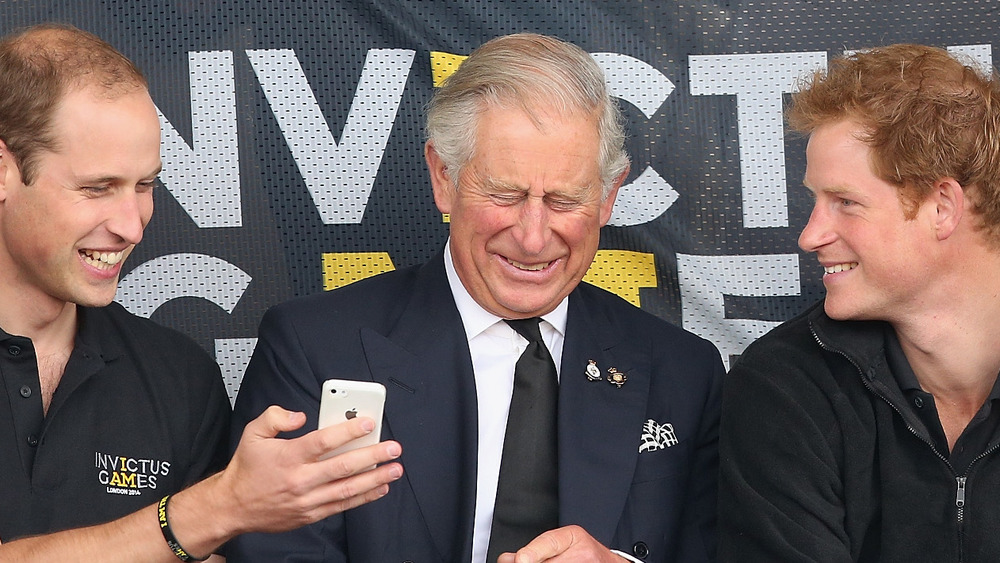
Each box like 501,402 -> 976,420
81,249 -> 125,270
824,262 -> 858,274
506,257 -> 551,271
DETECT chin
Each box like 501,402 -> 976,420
822,297 -> 853,321
823,300 -> 877,322
73,290 -> 119,309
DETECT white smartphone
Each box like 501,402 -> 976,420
317,379 -> 386,459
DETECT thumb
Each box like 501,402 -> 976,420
243,405 -> 306,441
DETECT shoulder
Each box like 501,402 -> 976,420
735,301 -> 822,367
261,262 -> 427,332
83,302 -> 223,392
88,302 -> 214,360
724,300 -> 873,419
574,281 -> 720,359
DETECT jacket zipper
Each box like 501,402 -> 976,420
812,326 -> 1000,561
810,329 -> 964,558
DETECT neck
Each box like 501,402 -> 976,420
0,291 -> 77,345
890,254 -> 1000,448
0,274 -> 79,391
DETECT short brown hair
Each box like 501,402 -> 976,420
0,23 -> 147,185
789,44 -> 1000,244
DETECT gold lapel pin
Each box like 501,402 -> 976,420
607,367 -> 627,388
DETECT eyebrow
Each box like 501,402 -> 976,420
482,175 -> 596,199
82,166 -> 163,185
481,176 -> 526,192
802,179 -> 855,197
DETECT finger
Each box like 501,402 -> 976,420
514,527 -> 577,562
311,439 -> 402,482
243,405 -> 306,441
300,416 -> 380,460
297,461 -> 404,521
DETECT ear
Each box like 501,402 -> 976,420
0,139 -> 12,203
598,164 -> 630,227
931,177 -> 964,241
425,140 -> 456,215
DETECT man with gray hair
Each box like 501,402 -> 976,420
230,33 -> 723,563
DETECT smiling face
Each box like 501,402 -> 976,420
0,86 -> 162,312
428,105 -> 623,319
798,119 -> 939,322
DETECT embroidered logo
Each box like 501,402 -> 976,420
94,451 -> 171,496
639,419 -> 678,453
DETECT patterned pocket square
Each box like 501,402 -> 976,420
639,418 -> 678,453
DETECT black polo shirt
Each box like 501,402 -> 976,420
0,302 -> 231,541
885,328 -> 1000,475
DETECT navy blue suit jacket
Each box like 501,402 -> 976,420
228,252 -> 724,562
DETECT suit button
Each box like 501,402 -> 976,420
27,434 -> 38,447
632,541 -> 649,559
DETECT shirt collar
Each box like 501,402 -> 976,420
443,239 -> 568,341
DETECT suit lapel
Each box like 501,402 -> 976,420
557,286 -> 651,544
361,254 -> 478,562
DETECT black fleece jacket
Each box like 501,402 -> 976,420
719,301 -> 1000,562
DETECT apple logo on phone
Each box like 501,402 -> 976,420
345,408 -> 358,420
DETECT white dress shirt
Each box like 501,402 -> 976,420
443,242 -> 566,563
443,243 -> 641,563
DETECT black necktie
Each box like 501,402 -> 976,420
486,318 -> 559,562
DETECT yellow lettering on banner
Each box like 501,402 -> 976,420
321,251 -> 656,306
429,51 -> 468,87
583,250 -> 658,307
428,52 -> 463,223
322,252 -> 397,291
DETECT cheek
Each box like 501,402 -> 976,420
141,199 -> 154,227
559,214 -> 602,248
468,207 -> 517,238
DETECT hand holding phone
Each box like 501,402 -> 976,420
318,379 -> 386,459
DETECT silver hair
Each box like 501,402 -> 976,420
425,33 -> 630,199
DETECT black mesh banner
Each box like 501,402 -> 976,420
4,0 -> 995,399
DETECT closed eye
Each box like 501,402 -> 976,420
489,193 -> 524,206
82,185 -> 110,196
547,198 -> 584,211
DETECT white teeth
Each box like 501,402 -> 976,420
507,258 -> 548,271
824,262 -> 858,274
81,250 -> 124,269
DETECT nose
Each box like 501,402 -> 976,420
108,189 -> 153,245
797,202 -> 835,252
514,196 -> 551,255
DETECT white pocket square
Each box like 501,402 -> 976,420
639,418 -> 678,453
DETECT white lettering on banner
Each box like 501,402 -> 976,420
215,338 -> 258,405
948,44 -> 993,75
116,253 -> 252,318
140,45 -> 999,399
158,50 -> 241,228
592,52 -> 680,227
677,253 -> 800,368
689,51 -> 827,229
246,48 -> 415,225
